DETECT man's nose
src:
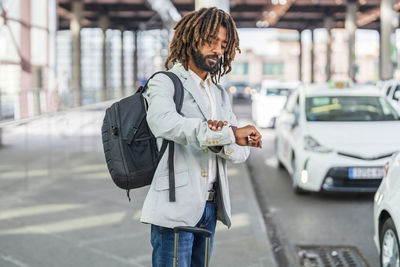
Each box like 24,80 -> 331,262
213,45 -> 223,56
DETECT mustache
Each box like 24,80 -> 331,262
205,54 -> 219,61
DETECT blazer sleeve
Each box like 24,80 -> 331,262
146,73 -> 236,150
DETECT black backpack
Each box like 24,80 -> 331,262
101,71 -> 184,202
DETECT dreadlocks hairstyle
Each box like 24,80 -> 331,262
165,7 -> 240,84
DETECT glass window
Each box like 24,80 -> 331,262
266,88 -> 291,96
385,85 -> 393,96
263,62 -> 284,75
285,91 -> 298,112
231,62 -> 249,75
393,85 -> 400,101
305,96 -> 400,121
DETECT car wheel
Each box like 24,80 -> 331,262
291,157 -> 308,195
380,217 -> 400,267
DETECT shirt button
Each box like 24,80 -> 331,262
202,147 -> 209,153
225,149 -> 232,156
201,171 -> 208,178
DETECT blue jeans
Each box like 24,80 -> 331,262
151,201 -> 217,267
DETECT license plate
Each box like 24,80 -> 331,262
348,167 -> 384,179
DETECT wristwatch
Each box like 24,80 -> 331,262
229,125 -> 237,134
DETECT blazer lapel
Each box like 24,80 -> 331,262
172,64 -> 211,120
213,85 -> 223,120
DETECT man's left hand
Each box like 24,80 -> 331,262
208,120 -> 228,131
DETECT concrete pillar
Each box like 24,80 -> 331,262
380,0 -> 395,80
195,0 -> 229,12
120,30 -> 125,98
324,17 -> 333,81
32,67 -> 42,116
346,0 -> 357,82
20,0 -> 32,117
310,29 -> 315,83
70,0 -> 83,107
47,0 -> 58,113
99,15 -> 109,101
133,30 -> 139,89
0,90 -> 2,146
299,30 -> 303,82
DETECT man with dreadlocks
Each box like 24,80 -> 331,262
140,7 -> 262,266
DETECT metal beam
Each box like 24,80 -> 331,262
145,0 -> 181,26
259,0 -> 295,28
195,0 -> 229,12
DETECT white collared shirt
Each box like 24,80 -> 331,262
188,70 -> 217,191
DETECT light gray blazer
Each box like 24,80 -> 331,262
140,63 -> 250,229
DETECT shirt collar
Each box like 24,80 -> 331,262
188,69 -> 212,88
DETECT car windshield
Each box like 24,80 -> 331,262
305,96 -> 400,121
232,83 -> 248,88
266,88 -> 291,96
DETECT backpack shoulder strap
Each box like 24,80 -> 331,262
143,71 -> 184,202
143,71 -> 184,114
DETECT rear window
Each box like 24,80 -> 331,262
305,96 -> 400,121
266,88 -> 291,96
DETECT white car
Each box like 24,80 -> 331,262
252,81 -> 299,128
380,79 -> 400,107
374,152 -> 400,267
275,85 -> 400,194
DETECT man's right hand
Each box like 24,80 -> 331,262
232,125 -> 262,148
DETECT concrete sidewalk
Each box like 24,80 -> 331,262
0,105 -> 276,267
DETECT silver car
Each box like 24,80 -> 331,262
374,152 -> 400,267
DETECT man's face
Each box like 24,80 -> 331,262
192,26 -> 228,74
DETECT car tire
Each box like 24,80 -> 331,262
380,217 -> 400,267
292,179 -> 308,195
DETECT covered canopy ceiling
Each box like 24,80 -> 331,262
57,0 -> 396,31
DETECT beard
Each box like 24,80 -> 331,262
191,51 -> 221,74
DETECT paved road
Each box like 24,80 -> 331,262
0,103 -> 276,267
233,98 -> 379,267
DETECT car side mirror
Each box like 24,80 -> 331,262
282,113 -> 296,126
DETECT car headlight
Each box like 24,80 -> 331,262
229,86 -> 237,94
374,191 -> 384,205
304,135 -> 332,153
